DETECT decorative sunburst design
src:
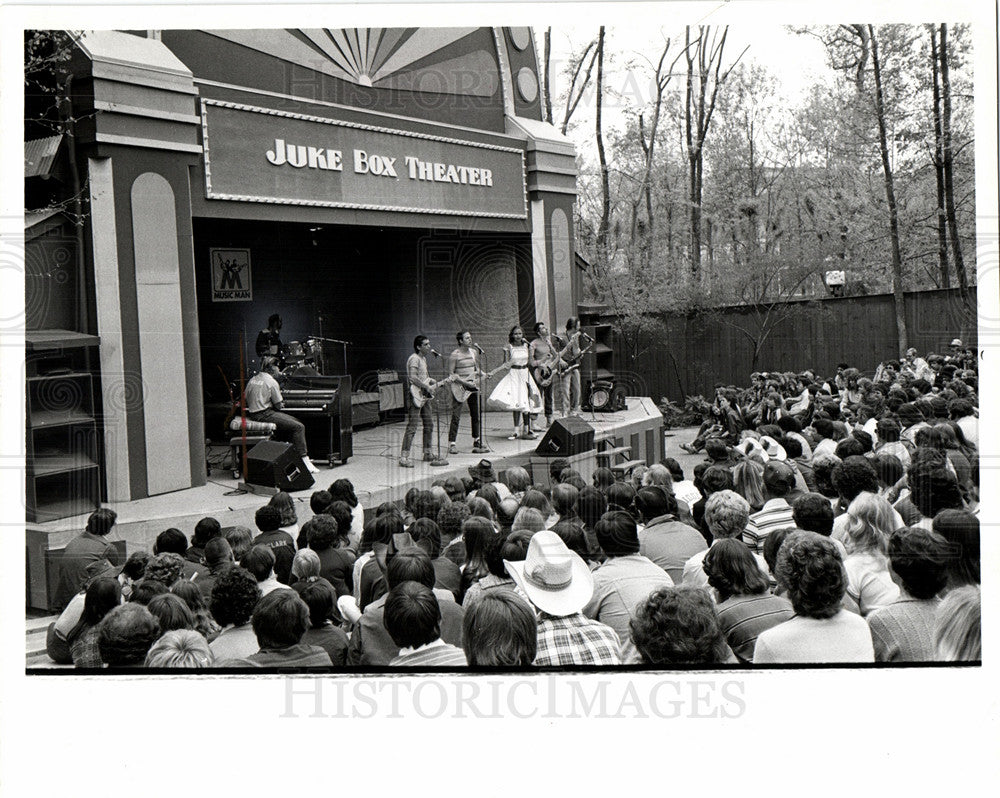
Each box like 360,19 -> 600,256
205,28 -> 497,96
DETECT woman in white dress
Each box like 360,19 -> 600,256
488,325 -> 543,440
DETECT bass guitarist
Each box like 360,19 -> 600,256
446,331 -> 490,455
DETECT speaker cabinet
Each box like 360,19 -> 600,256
535,417 -> 595,457
245,441 -> 315,492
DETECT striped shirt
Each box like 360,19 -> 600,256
715,593 -> 795,663
867,597 -> 940,662
390,639 -> 467,667
534,613 -> 622,667
743,498 -> 796,554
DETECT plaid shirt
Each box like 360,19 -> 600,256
534,613 -> 622,667
70,625 -> 103,668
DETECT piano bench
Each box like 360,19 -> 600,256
229,433 -> 274,479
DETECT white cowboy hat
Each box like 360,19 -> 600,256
504,530 -> 594,617
758,435 -> 787,461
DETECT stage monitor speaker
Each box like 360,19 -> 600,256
586,379 -> 626,412
245,441 -> 315,492
535,417 -> 595,457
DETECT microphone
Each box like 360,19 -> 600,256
472,343 -> 484,354
430,348 -> 442,358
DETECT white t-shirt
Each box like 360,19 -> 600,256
753,610 -> 875,663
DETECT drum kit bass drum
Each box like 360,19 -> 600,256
282,339 -> 322,375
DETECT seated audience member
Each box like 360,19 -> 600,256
289,547 -> 322,587
521,489 -> 559,528
840,492 -> 901,615
692,465 -> 736,545
511,507 -> 546,534
683,490 -> 767,587
831,456 -> 902,542
776,437 -> 811,494
54,508 -> 123,610
98,603 -> 161,668
49,551 -> 150,664
209,566 -> 262,662
505,530 -> 621,666
356,513 -> 408,611
71,577 -> 122,668
197,537 -> 236,603
947,398 -> 978,448
437,501 -> 471,567
635,486 -> 707,583
144,629 -> 214,668
223,590 -> 332,667
169,580 -> 221,643
408,518 -> 461,598
871,453 -> 905,498
305,515 -> 355,598
464,529 -> 532,611
330,478 -> 365,542
268,490 -> 300,538
753,532 -> 875,663
468,459 -> 512,500
703,539 -> 793,662
704,438 -> 738,469
130,579 -> 169,605
443,476 -> 467,503
298,579 -> 349,665
743,462 -> 797,554
242,545 -> 287,597
592,467 -> 617,492
496,497 -> 521,534
777,414 -> 812,459
867,528 -> 949,662
583,511 -> 674,662
154,528 -> 207,581
875,417 -> 911,468
146,593 -> 196,634
252,505 -> 295,585
791,492 -> 834,536
629,587 -> 737,665
811,453 -> 843,502
933,585 -> 981,662
324,502 -> 357,550
459,516 -> 501,604
463,591 -> 538,667
577,486 -> 609,563
223,526 -> 254,563
503,466 -> 532,501
605,482 -> 637,518
140,553 -> 187,595
932,510 -> 980,591
348,547 -> 465,667
385,582 -> 468,667
732,459 -> 766,513
550,520 -> 595,567
897,402 -> 929,450
188,517 -> 222,565
907,458 -> 966,531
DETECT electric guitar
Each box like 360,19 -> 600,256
535,338 -> 594,388
410,374 -> 462,408
451,362 -> 511,403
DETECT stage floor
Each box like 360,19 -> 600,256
27,397 -> 666,557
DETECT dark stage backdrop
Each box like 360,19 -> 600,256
193,218 -> 533,403
603,287 -> 979,402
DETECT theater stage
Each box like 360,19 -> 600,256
26,397 -> 665,611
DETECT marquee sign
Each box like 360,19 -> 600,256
200,99 -> 527,219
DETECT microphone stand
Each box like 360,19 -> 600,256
477,346 -> 493,453
431,356 -> 449,467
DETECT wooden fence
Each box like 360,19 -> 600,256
603,287 -> 979,402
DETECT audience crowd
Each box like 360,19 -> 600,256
46,343 -> 981,668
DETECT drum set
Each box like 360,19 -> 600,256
281,338 -> 324,376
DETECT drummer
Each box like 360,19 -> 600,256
256,314 -> 284,368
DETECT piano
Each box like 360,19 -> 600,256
279,374 -> 353,464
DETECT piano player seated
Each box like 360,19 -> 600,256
245,356 -> 319,474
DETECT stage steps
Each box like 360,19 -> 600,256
26,614 -> 68,668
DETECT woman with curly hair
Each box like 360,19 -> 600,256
97,603 -> 161,668
208,566 -> 262,662
753,531 -> 874,663
629,586 -> 736,665
841,492 -> 901,616
144,629 -> 215,668
169,579 -> 222,643
702,539 -> 793,663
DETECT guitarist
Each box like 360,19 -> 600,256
447,331 -> 490,455
559,317 -> 589,417
529,321 -> 560,431
399,335 -> 437,468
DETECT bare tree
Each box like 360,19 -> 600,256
684,25 -> 747,279
542,28 -> 553,125
595,27 -> 611,269
868,24 -> 908,353
928,25 -> 950,288
938,24 -> 970,302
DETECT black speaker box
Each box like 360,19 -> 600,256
245,441 -> 315,491
535,417 -> 595,457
